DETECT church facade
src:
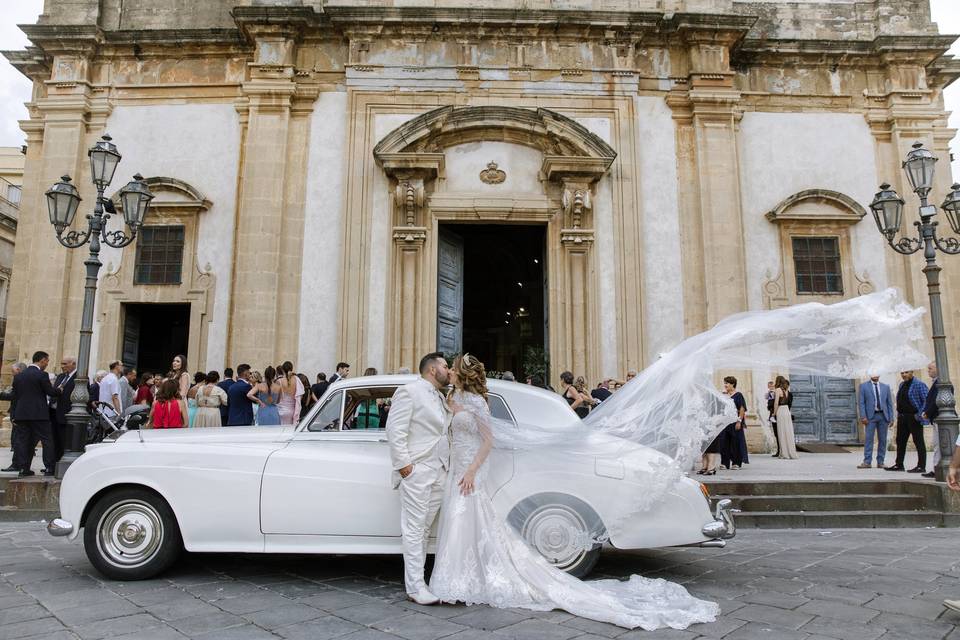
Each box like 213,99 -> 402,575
4,0 -> 960,442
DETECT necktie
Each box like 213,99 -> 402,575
874,382 -> 881,412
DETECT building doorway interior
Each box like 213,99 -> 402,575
437,224 -> 546,379
121,303 -> 190,376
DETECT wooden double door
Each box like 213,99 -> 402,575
789,375 -> 859,443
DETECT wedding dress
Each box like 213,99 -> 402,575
429,390 -> 720,630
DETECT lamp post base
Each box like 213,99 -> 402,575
55,451 -> 82,479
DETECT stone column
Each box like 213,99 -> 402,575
228,25 -> 307,366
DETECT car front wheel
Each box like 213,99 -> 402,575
508,492 -> 604,578
83,487 -> 182,580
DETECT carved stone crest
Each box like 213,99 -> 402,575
479,161 -> 506,185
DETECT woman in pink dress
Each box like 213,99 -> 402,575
276,362 -> 301,425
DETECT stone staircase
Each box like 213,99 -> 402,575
705,479 -> 960,528
0,475 -> 60,522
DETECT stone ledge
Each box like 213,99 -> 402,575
3,477 -> 60,510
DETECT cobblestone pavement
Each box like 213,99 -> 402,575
0,524 -> 958,640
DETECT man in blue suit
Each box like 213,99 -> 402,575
858,374 -> 894,469
226,364 -> 254,426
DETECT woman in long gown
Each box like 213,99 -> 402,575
429,354 -> 719,631
773,376 -> 799,459
193,372 -> 228,428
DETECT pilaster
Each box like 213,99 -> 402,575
228,18 -> 315,366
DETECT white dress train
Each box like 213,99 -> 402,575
429,390 -> 720,630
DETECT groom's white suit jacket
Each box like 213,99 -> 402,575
385,377 -> 452,488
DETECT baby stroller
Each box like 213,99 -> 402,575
87,401 -> 150,445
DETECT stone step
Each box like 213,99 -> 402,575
704,480 -> 935,497
723,493 -> 926,513
1,477 -> 60,510
732,509 -> 949,529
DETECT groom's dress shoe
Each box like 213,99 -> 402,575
408,587 -> 440,606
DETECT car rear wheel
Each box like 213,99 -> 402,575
83,487 -> 182,580
508,492 -> 604,578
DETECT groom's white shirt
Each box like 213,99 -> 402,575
386,377 -> 451,488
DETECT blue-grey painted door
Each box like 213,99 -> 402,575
437,229 -> 464,356
790,375 -> 859,443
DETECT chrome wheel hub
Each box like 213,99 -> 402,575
521,505 -> 588,570
97,500 -> 163,569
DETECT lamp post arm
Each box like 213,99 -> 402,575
886,221 -> 924,255
55,226 -> 91,249
931,223 -> 960,255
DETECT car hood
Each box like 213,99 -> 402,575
119,426 -> 295,445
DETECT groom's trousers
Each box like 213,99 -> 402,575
399,461 -> 446,595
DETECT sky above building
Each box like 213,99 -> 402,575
0,1 -> 958,179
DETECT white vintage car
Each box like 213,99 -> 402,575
48,375 -> 736,581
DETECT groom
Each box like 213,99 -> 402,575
386,352 -> 452,605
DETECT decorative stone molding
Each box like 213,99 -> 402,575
761,269 -> 789,310
561,184 -> 592,230
855,271 -> 875,296
765,189 -> 867,224
479,162 -> 506,185
394,181 -> 425,227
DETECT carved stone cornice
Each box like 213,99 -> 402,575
560,228 -> 595,248
378,153 -> 445,181
765,189 -> 867,225
392,226 -> 428,246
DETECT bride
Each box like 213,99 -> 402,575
428,353 -> 720,630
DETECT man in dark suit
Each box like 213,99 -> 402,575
328,362 -> 350,385
922,362 -> 940,478
12,351 -> 60,476
226,364 -> 254,426
1,362 -> 26,473
50,356 -> 77,463
217,367 -> 236,426
311,373 -> 329,404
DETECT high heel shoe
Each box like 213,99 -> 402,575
702,469 -> 717,476
696,469 -> 707,475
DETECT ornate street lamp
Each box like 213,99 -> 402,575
870,142 -> 960,482
44,135 -> 153,477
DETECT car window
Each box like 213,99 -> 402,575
307,391 -> 343,432
343,387 -> 398,431
488,394 -> 515,425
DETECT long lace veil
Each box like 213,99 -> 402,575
487,289 -> 929,542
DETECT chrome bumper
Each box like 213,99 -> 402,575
701,498 -> 738,540
47,518 -> 74,537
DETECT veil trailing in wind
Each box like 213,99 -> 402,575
487,289 -> 929,541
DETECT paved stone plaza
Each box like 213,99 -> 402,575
0,524 -> 957,640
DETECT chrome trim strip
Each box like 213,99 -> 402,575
47,518 -> 74,537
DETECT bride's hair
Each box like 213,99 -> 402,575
453,353 -> 488,399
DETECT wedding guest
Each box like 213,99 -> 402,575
12,352 -> 60,476
226,364 -> 254,426
766,380 -> 779,457
217,367 -> 236,426
560,371 -> 588,418
773,376 -> 799,459
277,361 -> 302,424
193,371 -> 228,427
886,370 -> 929,473
134,372 -> 154,405
50,356 -> 77,462
298,373 -> 315,415
149,379 -> 187,429
249,366 -> 281,425
857,374 -> 893,469
311,372 -> 329,404
922,362 -> 940,478
329,362 -> 350,384
88,370 -> 107,412
186,371 -> 205,427
719,376 -> 749,470
99,361 -> 123,415
119,366 -> 137,410
169,354 -> 191,399
1,362 -> 26,473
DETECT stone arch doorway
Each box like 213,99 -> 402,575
371,106 -> 616,381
